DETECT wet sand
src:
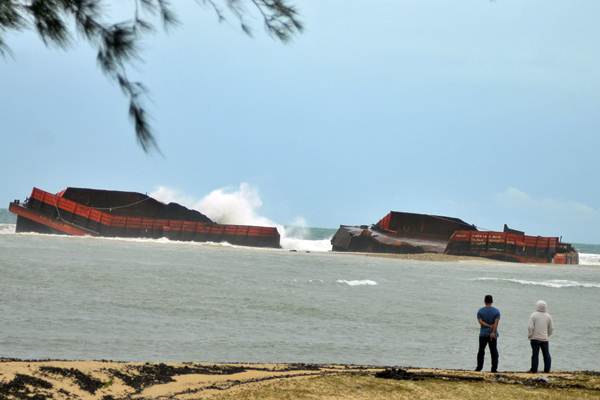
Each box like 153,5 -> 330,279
1,360 -> 598,399
343,251 -> 492,263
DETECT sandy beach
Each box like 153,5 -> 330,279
1,359 -> 598,399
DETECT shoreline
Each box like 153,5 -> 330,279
1,360 -> 598,399
339,251 -> 490,263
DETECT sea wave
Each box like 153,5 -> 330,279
76,235 -> 261,250
280,237 -> 332,252
0,224 -> 16,234
579,253 -> 600,266
472,277 -> 600,288
336,279 -> 378,286
0,224 -> 330,253
150,185 -> 332,252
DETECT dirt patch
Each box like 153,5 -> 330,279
0,373 -> 53,400
39,365 -> 105,394
581,370 -> 600,376
278,363 -> 322,371
109,363 -> 246,392
377,368 -> 485,383
375,368 -> 422,380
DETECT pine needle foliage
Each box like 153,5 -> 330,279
0,0 -> 303,152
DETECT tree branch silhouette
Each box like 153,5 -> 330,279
0,0 -> 303,152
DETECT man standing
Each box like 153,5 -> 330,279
528,300 -> 553,373
476,294 -> 500,372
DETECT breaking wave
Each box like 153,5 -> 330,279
472,277 -> 600,288
280,237 -> 332,252
579,253 -> 600,266
0,224 -> 16,234
86,236 -> 241,248
151,184 -> 332,252
0,228 -> 248,249
336,279 -> 378,286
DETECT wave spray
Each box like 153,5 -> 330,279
150,183 -> 332,252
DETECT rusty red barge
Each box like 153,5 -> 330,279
445,226 -> 579,264
9,187 -> 280,248
332,211 -> 578,264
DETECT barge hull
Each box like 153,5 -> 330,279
332,211 -> 477,254
10,187 -> 280,248
445,230 -> 578,264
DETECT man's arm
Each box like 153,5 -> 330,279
490,318 -> 500,337
528,315 -> 534,339
547,315 -> 554,337
479,318 -> 493,328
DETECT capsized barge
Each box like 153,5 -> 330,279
332,212 -> 578,264
9,187 -> 280,248
331,211 -> 477,254
445,225 -> 578,264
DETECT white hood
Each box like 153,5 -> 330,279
529,300 -> 553,340
536,300 -> 547,313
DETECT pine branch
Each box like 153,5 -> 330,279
0,0 -> 303,152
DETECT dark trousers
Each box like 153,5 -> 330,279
476,335 -> 498,372
530,340 -> 551,373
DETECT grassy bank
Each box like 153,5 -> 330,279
1,360 -> 599,399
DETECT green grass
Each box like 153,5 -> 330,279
209,374 -> 600,400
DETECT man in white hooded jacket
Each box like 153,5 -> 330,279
528,300 -> 554,373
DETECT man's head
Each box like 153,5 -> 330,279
484,294 -> 493,305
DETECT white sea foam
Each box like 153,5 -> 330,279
0,224 -> 16,234
472,277 -> 600,288
151,184 -> 332,252
2,224 -> 328,253
280,237 -> 332,252
78,235 -> 244,249
579,253 -> 600,266
336,279 -> 378,286
4,229 -> 251,250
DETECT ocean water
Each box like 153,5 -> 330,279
1,213 -> 599,371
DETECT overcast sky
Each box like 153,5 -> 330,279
1,0 -> 599,242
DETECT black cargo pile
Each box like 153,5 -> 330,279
61,188 -> 213,223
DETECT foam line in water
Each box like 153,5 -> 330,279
4,228 -> 330,254
336,279 -> 378,286
280,237 -> 332,252
472,277 -> 600,288
0,224 -> 16,234
579,253 -> 600,266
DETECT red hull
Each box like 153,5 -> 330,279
9,202 -> 89,236
445,230 -> 578,264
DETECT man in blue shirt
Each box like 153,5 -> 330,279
475,294 -> 501,372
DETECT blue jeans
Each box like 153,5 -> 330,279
530,340 -> 551,373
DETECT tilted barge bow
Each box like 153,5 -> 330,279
331,211 -> 477,254
9,187 -> 280,248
